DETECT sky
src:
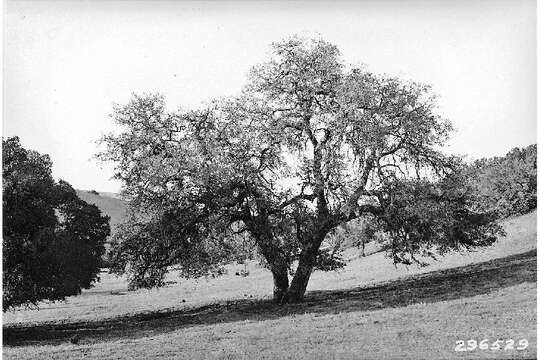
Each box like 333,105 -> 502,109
3,0 -> 537,193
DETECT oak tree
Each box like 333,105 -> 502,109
3,137 -> 110,311
99,37 -> 503,303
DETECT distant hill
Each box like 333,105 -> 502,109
97,192 -> 126,200
76,190 -> 128,238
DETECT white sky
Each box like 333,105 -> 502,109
3,0 -> 537,193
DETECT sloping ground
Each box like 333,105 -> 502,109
3,251 -> 536,359
4,210 -> 536,326
3,210 -> 537,359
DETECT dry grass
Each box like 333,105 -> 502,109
2,210 -> 537,359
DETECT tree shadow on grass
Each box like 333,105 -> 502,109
4,250 -> 536,347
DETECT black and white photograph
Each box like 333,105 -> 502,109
2,0 -> 537,359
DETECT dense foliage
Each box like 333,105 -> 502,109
378,172 -> 503,266
325,168 -> 507,263
99,37 -> 504,303
3,137 -> 110,311
468,144 -> 536,218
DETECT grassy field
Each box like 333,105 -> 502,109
3,210 -> 537,359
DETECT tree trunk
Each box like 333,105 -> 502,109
244,214 -> 290,303
286,258 -> 314,303
271,264 -> 289,303
285,243 -> 319,303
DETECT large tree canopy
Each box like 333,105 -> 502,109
3,137 -> 110,311
99,37 -> 503,303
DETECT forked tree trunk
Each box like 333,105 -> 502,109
259,244 -> 290,303
271,263 -> 289,303
245,215 -> 291,303
246,211 -> 332,303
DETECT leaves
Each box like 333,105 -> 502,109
97,37 -> 505,297
3,137 -> 110,311
377,173 -> 504,266
468,144 -> 536,217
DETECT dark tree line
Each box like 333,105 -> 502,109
3,137 -> 110,311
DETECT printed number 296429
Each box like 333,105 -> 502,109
455,339 -> 528,352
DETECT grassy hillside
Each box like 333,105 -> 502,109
3,210 -> 536,359
75,190 -> 128,237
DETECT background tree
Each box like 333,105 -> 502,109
323,215 -> 382,259
467,144 -> 536,218
3,137 -> 110,311
99,37 -> 504,303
